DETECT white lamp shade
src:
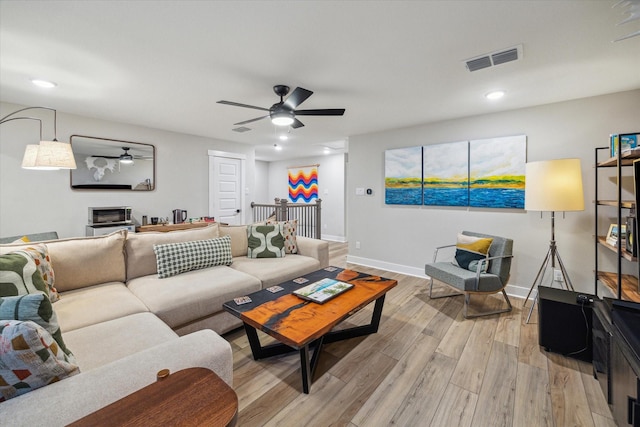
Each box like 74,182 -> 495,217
525,158 -> 584,212
22,141 -> 77,170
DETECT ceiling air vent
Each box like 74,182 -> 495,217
232,126 -> 251,133
466,56 -> 493,72
464,44 -> 523,72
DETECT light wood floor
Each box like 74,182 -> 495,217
224,242 -> 615,427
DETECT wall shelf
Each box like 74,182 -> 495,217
594,142 -> 640,301
597,237 -> 637,262
596,271 -> 640,302
596,200 -> 635,208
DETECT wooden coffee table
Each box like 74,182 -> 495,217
223,267 -> 397,393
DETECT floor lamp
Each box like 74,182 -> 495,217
523,158 -> 585,323
0,106 -> 76,170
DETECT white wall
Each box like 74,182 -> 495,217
0,102 -> 256,238
253,160 -> 270,204
346,90 -> 640,296
266,153 -> 346,242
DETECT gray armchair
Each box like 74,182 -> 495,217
0,231 -> 59,244
424,231 -> 513,319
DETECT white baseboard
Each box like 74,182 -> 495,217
346,254 -> 529,300
346,255 -> 429,279
322,235 -> 347,243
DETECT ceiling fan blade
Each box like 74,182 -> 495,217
294,108 -> 345,116
234,115 -> 269,126
284,87 -> 313,109
291,118 -> 305,129
217,100 -> 270,112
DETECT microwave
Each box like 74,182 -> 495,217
88,206 -> 132,225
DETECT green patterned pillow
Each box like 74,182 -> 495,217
18,245 -> 58,302
0,293 -> 74,357
265,219 -> 298,254
0,251 -> 49,297
247,224 -> 286,259
454,233 -> 493,272
153,236 -> 233,279
0,320 -> 80,402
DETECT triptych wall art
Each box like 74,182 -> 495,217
385,135 -> 526,209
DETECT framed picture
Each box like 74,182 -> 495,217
606,223 -> 626,246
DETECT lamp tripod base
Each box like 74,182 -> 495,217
523,242 -> 574,324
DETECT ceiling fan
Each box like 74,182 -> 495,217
217,85 -> 345,129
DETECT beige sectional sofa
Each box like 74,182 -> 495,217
0,223 -> 329,425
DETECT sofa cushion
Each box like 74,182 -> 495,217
454,233 -> 493,272
0,293 -> 73,357
231,255 -> 322,288
63,313 -> 177,372
0,320 -> 80,402
54,283 -> 149,332
125,224 -> 220,281
127,266 -> 261,329
219,224 -> 248,257
0,250 -> 50,297
40,231 -> 127,292
153,236 -> 233,279
266,219 -> 298,254
247,224 -> 285,259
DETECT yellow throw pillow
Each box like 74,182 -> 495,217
454,233 -> 493,272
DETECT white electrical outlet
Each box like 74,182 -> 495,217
356,241 -> 361,249
553,269 -> 564,282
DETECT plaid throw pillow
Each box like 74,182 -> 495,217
153,236 -> 233,279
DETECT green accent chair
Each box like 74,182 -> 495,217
424,231 -> 513,319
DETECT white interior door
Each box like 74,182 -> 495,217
209,151 -> 245,225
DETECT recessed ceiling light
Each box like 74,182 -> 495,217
31,79 -> 57,89
279,135 -> 288,141
323,147 -> 331,154
485,90 -> 505,100
273,144 -> 283,151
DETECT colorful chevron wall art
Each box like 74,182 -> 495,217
288,165 -> 319,203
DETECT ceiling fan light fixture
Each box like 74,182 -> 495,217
271,111 -> 294,126
119,147 -> 134,164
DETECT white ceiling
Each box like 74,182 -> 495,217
1,1 -> 639,162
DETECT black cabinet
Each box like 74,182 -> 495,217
538,286 -> 593,362
593,300 -> 613,403
593,299 -> 640,426
611,339 -> 640,426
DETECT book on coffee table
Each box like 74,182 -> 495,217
293,278 -> 353,304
